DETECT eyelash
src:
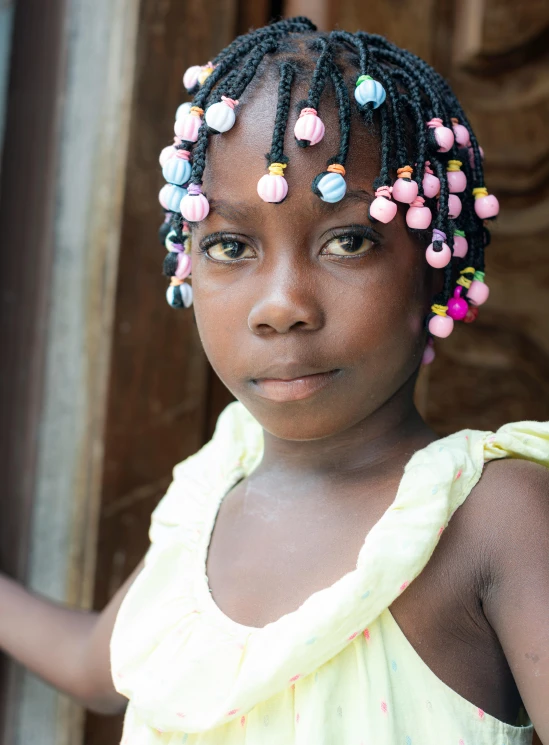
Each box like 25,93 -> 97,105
198,225 -> 381,261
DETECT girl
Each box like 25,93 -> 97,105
1,16 -> 548,745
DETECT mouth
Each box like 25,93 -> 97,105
250,369 -> 342,403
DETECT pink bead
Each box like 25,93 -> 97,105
183,65 -> 201,91
447,286 -> 468,320
294,109 -> 325,146
257,174 -> 288,203
406,198 -> 432,229
467,279 -> 490,306
426,241 -> 451,268
421,341 -> 435,365
175,253 -> 192,280
427,119 -> 455,153
447,194 -> 462,219
174,113 -> 201,142
159,145 -> 176,167
392,178 -> 418,204
447,170 -> 466,193
422,171 -> 440,199
369,195 -> 397,223
453,234 -> 468,258
452,123 -> 470,147
180,192 -> 210,222
429,314 -> 454,338
474,194 -> 499,219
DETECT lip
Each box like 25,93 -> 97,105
251,369 -> 341,403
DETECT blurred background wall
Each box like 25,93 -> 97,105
0,0 -> 547,743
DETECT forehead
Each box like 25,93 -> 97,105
201,63 -> 382,224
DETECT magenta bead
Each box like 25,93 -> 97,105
453,234 -> 468,258
406,204 -> 432,229
369,195 -> 397,223
429,314 -> 454,338
257,174 -> 288,203
474,194 -> 499,219
467,280 -> 490,306
434,126 -> 455,153
426,241 -> 451,268
453,123 -> 470,147
447,287 -> 468,320
174,114 -> 201,142
175,253 -> 192,280
183,65 -> 201,91
422,172 -> 440,199
159,145 -> 175,167
447,170 -> 467,193
448,194 -> 462,219
421,341 -> 435,365
180,192 -> 210,222
294,111 -> 325,146
392,178 -> 418,204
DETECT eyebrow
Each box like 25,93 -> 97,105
207,188 -> 374,222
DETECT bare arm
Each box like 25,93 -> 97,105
482,460 -> 549,743
0,558 -> 144,714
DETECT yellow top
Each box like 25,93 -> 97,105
111,402 -> 548,744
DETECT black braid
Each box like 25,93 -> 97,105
267,62 -> 295,166
327,58 -> 351,167
373,100 -> 392,190
303,36 -> 332,111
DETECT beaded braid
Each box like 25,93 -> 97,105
158,19 -> 499,348
257,62 -> 295,203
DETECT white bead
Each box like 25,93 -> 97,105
176,102 -> 192,121
205,101 -> 236,134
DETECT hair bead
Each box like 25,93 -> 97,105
180,183 -> 210,222
159,145 -> 176,167
472,187 -> 500,219
446,160 -> 466,193
467,270 -> 490,306
198,63 -> 215,86
166,278 -> 193,309
354,75 -> 386,109
205,97 -> 238,134
159,183 -> 187,212
428,304 -> 454,338
257,163 -> 288,203
421,338 -> 436,365
422,161 -> 440,198
294,107 -> 325,147
392,165 -> 419,204
426,117 -> 455,153
175,252 -> 192,280
426,228 -> 452,268
447,286 -> 469,320
176,102 -> 192,121
406,196 -> 432,229
174,106 -> 204,142
369,185 -> 397,223
451,117 -> 471,147
162,150 -> 192,186
453,229 -> 468,258
183,65 -> 201,93
312,165 -> 347,203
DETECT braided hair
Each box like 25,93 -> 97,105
159,17 -> 499,347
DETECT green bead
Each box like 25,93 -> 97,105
473,270 -> 485,282
356,74 -> 372,86
454,229 -> 466,237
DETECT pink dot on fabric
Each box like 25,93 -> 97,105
478,708 -> 485,719
455,469 -> 462,480
241,715 -> 246,727
400,581 -> 409,592
438,526 -> 444,536
176,712 -> 186,718
348,631 -> 359,640
380,700 -> 388,714
364,628 -> 370,641
459,740 -> 465,745
226,709 -> 239,716
488,435 -> 496,443
296,713 -> 300,723
465,435 -> 469,440
289,673 -> 302,682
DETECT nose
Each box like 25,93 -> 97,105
247,268 -> 324,336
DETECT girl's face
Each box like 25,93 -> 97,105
191,76 -> 438,441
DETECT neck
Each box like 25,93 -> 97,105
259,376 -> 437,484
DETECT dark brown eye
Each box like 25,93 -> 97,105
206,241 -> 254,261
322,234 -> 373,256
